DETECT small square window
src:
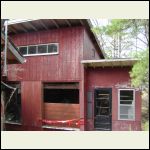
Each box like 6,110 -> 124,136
28,46 -> 37,54
48,44 -> 58,53
19,47 -> 27,55
38,45 -> 47,54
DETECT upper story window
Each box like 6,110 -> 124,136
118,89 -> 135,120
18,43 -> 59,56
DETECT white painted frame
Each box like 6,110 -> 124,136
18,43 -> 59,56
118,89 -> 135,121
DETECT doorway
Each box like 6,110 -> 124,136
94,88 -> 112,131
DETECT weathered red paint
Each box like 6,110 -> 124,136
6,25 -> 141,131
21,81 -> 43,127
83,29 -> 100,60
85,67 -> 141,131
8,27 -> 85,81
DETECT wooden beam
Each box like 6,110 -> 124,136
27,21 -> 38,31
39,20 -> 49,30
65,19 -> 71,27
51,19 -> 59,28
79,20 -> 84,26
19,24 -> 28,33
9,26 -> 18,34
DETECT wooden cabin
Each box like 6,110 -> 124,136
5,19 -> 141,131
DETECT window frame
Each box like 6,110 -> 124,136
18,43 -> 59,56
18,46 -> 28,55
118,89 -> 135,121
4,82 -> 22,125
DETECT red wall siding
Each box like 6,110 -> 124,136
44,103 -> 80,128
8,26 -> 84,81
85,67 -> 141,131
6,26 -> 85,131
21,81 -> 43,128
83,29 -> 100,60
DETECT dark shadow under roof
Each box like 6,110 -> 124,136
7,19 -> 105,59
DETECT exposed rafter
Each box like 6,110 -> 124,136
51,19 -> 59,29
79,20 -> 84,25
27,22 -> 38,31
39,20 -> 49,30
19,24 -> 28,33
65,19 -> 71,27
9,26 -> 18,34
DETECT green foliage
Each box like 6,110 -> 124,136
92,19 -> 149,89
130,49 -> 149,90
92,19 -> 149,58
142,121 -> 149,131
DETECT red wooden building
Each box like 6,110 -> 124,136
5,19 -> 141,131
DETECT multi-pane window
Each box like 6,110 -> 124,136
28,46 -> 37,54
18,43 -> 58,56
118,89 -> 135,120
48,44 -> 57,53
19,47 -> 27,55
38,45 -> 47,54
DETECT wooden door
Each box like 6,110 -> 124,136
94,88 -> 112,131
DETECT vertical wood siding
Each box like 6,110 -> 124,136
85,67 -> 141,131
8,26 -> 84,81
7,26 -> 85,130
83,29 -> 100,60
21,81 -> 42,127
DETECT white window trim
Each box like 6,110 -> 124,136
18,43 -> 59,56
118,89 -> 135,121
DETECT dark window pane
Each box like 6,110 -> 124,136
120,90 -> 133,100
38,45 -> 47,54
19,47 -> 27,55
28,46 -> 37,54
120,100 -> 133,104
48,44 -> 58,53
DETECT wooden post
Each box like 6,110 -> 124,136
4,20 -> 8,76
1,91 -> 5,131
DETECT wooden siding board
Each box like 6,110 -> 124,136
8,27 -> 84,81
21,81 -> 42,127
85,67 -> 141,131
44,103 -> 80,128
83,29 -> 100,60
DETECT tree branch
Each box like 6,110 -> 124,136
136,35 -> 148,46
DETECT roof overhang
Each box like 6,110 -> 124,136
6,19 -> 105,59
81,59 -> 139,67
1,32 -> 26,64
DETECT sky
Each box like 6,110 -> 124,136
91,19 -> 109,27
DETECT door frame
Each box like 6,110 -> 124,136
93,87 -> 112,130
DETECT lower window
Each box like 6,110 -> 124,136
118,89 -> 135,120
5,83 -> 21,124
